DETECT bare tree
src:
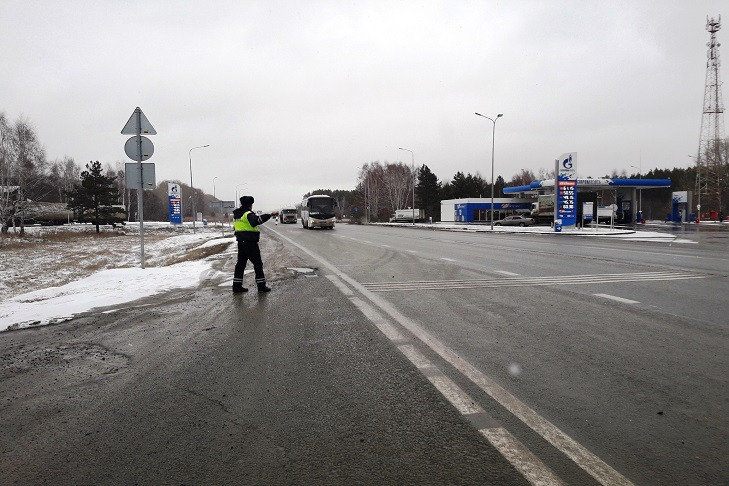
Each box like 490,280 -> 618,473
0,112 -> 15,233
63,156 -> 81,200
113,160 -> 127,211
1,115 -> 47,233
11,117 -> 48,234
357,162 -> 384,222
46,155 -> 80,203
380,162 -> 413,213
509,168 -> 537,186
537,167 -> 554,180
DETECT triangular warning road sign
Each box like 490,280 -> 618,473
121,107 -> 157,135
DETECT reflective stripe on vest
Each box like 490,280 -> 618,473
233,211 -> 259,233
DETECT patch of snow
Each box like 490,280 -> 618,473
1,224 -> 231,333
287,267 -> 315,273
0,260 -> 212,332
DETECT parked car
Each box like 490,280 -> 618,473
493,215 -> 534,227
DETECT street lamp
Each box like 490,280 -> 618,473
689,154 -> 700,222
189,144 -> 210,234
235,183 -> 248,203
475,112 -> 503,230
630,164 -> 642,218
213,176 -> 218,200
398,147 -> 416,225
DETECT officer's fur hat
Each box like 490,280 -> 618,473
240,195 -> 254,207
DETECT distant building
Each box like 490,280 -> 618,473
440,198 -> 534,223
503,178 -> 672,225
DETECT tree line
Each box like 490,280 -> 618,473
1,111 -> 222,234
307,152 -> 728,223
4,109 -> 727,232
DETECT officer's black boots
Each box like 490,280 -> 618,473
257,281 -> 272,293
232,283 -> 248,293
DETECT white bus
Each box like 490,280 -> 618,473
301,195 -> 337,229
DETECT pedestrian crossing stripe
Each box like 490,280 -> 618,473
361,271 -> 710,292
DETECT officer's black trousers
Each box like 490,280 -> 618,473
234,240 -> 265,285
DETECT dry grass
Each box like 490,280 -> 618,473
1,225 -> 232,299
1,228 -> 125,249
164,242 -> 232,265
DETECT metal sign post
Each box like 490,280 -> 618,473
210,200 -> 235,236
122,107 -> 157,269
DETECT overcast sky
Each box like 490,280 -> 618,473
1,1 -> 726,210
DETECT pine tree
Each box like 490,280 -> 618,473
66,161 -> 121,233
416,164 -> 441,222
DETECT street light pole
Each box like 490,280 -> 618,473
398,147 -> 416,225
630,163 -> 642,220
475,113 -> 503,230
189,144 -> 210,234
689,154 -> 700,222
235,183 -> 247,203
213,176 -> 218,200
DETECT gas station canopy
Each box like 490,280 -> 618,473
503,178 -> 671,195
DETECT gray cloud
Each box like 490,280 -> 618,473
1,0 -> 725,210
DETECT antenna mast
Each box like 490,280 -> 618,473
695,15 -> 726,219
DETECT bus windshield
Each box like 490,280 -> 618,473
308,197 -> 336,218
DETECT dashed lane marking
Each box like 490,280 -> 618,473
593,294 -> 640,305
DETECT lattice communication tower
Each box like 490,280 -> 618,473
695,15 -> 726,216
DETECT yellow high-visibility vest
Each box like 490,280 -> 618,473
233,211 -> 259,233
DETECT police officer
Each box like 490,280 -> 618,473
232,196 -> 278,293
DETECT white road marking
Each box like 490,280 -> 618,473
481,427 -> 564,486
495,270 -> 520,276
427,374 -> 482,415
325,274 -> 353,296
593,294 -> 640,305
440,257 -> 456,262
398,346 -> 564,486
362,271 -> 709,292
398,344 -> 433,369
268,228 -> 634,486
348,296 -> 405,342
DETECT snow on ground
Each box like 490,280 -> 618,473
0,219 -> 704,333
380,221 -> 684,239
1,222 -> 234,332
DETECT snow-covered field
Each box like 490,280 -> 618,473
1,222 -> 234,332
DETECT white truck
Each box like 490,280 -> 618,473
389,209 -> 424,222
278,207 -> 297,224
530,195 -> 555,224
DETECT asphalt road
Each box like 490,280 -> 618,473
0,234 -> 527,486
2,222 -> 727,485
269,222 -> 729,486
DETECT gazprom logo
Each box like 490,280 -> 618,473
562,154 -> 573,170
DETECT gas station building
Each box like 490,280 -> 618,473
440,178 -> 673,225
503,178 -> 672,225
